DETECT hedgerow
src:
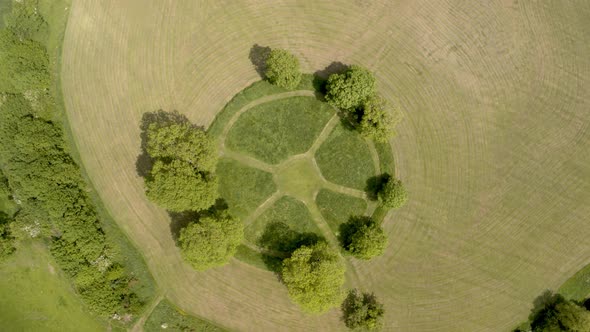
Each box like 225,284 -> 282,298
0,1 -> 146,318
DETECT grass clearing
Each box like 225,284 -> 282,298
225,96 -> 333,164
316,189 -> 368,236
245,196 -> 321,248
275,157 -> 322,201
144,299 -> 227,332
315,123 -> 376,191
216,157 -> 276,220
0,241 -> 105,332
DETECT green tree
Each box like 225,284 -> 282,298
178,212 -> 244,271
358,96 -> 400,143
146,122 -> 216,172
4,0 -> 48,40
530,292 -> 590,332
342,289 -> 385,330
325,65 -> 376,110
0,29 -> 50,93
378,178 -> 408,209
281,242 -> 345,313
145,159 -> 218,212
264,48 -> 302,89
340,216 -> 387,260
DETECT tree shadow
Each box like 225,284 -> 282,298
257,221 -> 323,274
168,198 -> 229,243
249,44 -> 271,78
313,61 -> 348,92
136,110 -> 190,178
365,173 -> 391,201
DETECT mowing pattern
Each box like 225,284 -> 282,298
61,1 -> 590,331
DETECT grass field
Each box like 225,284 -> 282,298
144,299 -> 226,332
0,242 -> 105,332
216,158 -> 276,219
61,1 -> 590,331
226,96 -> 333,164
316,188 -> 368,235
315,123 -> 377,191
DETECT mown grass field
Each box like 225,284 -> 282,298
61,1 -> 590,331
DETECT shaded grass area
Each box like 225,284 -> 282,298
216,158 -> 276,219
207,74 -> 316,139
245,196 -> 321,249
0,241 -> 105,332
144,299 -> 227,332
316,189 -> 367,235
234,244 -> 272,271
315,123 -> 376,190
226,96 -> 333,164
558,263 -> 590,301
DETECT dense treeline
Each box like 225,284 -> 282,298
0,0 -> 145,317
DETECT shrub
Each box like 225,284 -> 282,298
378,178 -> 407,209
0,29 -> 50,93
281,242 -> 345,313
340,216 -> 388,260
358,96 -> 399,143
342,289 -> 385,330
264,48 -> 302,89
325,65 -> 376,110
145,159 -> 218,212
178,212 -> 244,271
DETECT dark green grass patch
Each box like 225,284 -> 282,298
216,158 -> 276,220
144,299 -> 227,332
316,189 -> 367,235
315,123 -> 376,190
225,96 -> 334,164
558,263 -> 590,301
244,196 -> 322,251
375,141 -> 395,175
207,74 -> 316,139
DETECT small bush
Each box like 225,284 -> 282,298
265,48 -> 302,89
378,178 -> 407,209
342,289 -> 384,330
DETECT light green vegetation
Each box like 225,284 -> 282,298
226,96 -> 333,164
245,196 -> 321,249
558,263 -> 590,301
315,123 -> 376,191
275,158 -> 322,201
216,158 -> 276,219
144,299 -> 227,332
0,242 -> 104,332
316,189 -> 367,235
265,48 -> 302,89
61,1 -> 589,330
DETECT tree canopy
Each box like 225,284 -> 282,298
358,96 -> 399,143
325,65 -> 376,110
342,289 -> 385,330
340,216 -> 388,260
178,212 -> 244,271
281,242 -> 345,313
144,118 -> 218,212
378,178 -> 408,209
264,48 -> 302,89
145,159 -> 218,212
529,292 -> 590,332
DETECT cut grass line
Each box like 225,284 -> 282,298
132,293 -> 165,332
221,149 -> 276,173
322,180 -> 367,200
242,191 -> 283,227
307,114 -> 340,155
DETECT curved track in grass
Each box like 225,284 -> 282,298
61,1 -> 590,330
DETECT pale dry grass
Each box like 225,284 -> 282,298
61,1 -> 590,331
